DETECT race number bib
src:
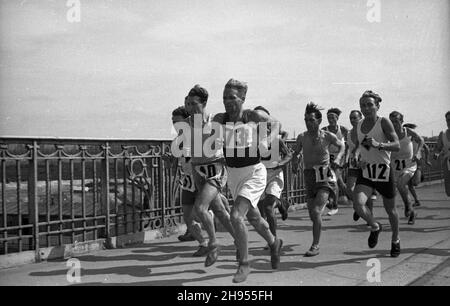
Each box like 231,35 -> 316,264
194,163 -> 222,180
362,163 -> 390,182
394,159 -> 407,171
313,165 -> 336,183
180,174 -> 195,192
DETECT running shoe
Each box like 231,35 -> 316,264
408,211 -> 417,225
353,211 -> 360,221
368,222 -> 382,248
204,245 -> 219,267
305,245 -> 320,257
232,262 -> 250,283
192,245 -> 209,257
390,241 -> 401,257
178,230 -> 195,242
412,201 -> 421,207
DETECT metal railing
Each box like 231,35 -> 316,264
0,137 -> 443,256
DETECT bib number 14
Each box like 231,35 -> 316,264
363,163 -> 390,182
314,166 -> 336,183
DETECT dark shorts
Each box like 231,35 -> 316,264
304,168 -> 338,200
356,168 -> 396,199
181,188 -> 196,206
192,161 -> 228,191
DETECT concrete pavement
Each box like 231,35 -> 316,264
0,182 -> 449,286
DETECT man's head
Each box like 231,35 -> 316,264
446,111 -> 450,128
223,78 -> 248,115
172,105 -> 189,124
360,90 -> 382,118
327,108 -> 341,127
389,111 -> 404,131
349,110 -> 362,127
304,102 -> 323,132
185,84 -> 208,115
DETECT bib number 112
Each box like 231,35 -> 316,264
363,163 -> 389,182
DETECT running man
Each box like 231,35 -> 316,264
403,123 -> 432,207
389,111 -> 424,225
344,110 -> 374,222
322,108 -> 350,215
434,111 -> 450,197
213,79 -> 283,283
353,90 -> 401,257
253,106 -> 292,245
176,85 -> 237,267
166,106 -> 208,255
292,102 -> 345,257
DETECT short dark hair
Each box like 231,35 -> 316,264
389,111 -> 404,122
305,102 -> 323,120
327,108 -> 341,117
188,84 -> 208,104
254,106 -> 270,115
350,110 -> 362,117
224,78 -> 248,100
360,90 -> 382,106
446,111 -> 450,119
172,106 -> 189,119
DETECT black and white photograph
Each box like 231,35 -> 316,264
0,0 -> 449,290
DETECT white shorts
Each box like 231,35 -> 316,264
226,162 -> 267,208
394,164 -> 417,184
260,168 -> 284,200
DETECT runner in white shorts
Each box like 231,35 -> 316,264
213,79 -> 283,283
253,106 -> 292,244
389,111 -> 424,225
345,110 -> 374,222
434,111 -> 450,197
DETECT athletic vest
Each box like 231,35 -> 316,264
347,128 -> 360,169
357,117 -> 391,182
391,128 -> 416,171
323,125 -> 345,154
300,130 -> 331,170
221,110 -> 261,168
188,113 -> 224,166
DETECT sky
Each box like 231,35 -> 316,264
0,0 -> 449,140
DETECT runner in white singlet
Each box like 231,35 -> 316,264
353,90 -> 402,258
389,111 -> 424,225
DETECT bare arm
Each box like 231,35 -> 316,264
291,134 -> 303,171
326,131 -> 345,167
407,127 -> 424,161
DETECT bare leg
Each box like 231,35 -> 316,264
307,189 -> 330,247
353,184 -> 378,229
209,194 -> 236,240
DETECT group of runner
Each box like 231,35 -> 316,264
165,80 -> 450,283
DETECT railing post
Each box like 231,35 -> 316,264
158,146 -> 165,230
27,141 -> 40,261
101,142 -> 111,246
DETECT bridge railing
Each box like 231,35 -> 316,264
0,137 -> 443,256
